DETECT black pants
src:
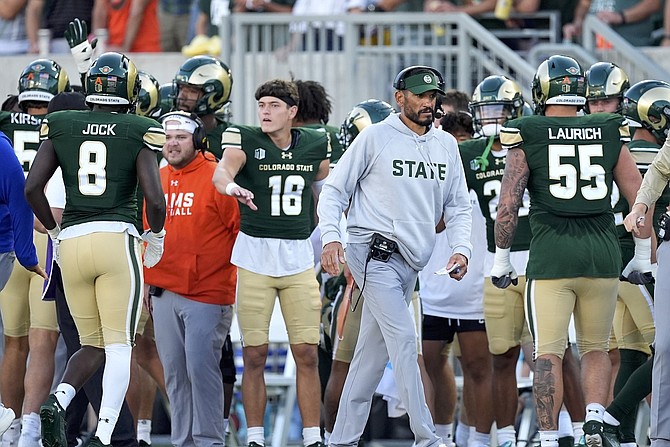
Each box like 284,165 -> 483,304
53,265 -> 138,447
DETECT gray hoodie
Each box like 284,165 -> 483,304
318,113 -> 472,271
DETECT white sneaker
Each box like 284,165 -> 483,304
0,407 -> 16,438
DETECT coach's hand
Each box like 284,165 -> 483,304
490,247 -> 518,289
321,241 -> 345,276
142,229 -> 166,268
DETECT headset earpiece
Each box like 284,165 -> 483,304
189,112 -> 209,153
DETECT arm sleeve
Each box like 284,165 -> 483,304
317,132 -> 371,247
1,139 -> 38,267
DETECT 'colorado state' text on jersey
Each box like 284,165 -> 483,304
41,110 -> 165,229
0,111 -> 45,174
500,113 -> 630,279
222,125 -> 330,240
459,137 -> 532,252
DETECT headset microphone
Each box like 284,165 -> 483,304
433,107 -> 444,120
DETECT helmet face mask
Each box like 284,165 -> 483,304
622,80 -> 670,144
173,56 -> 233,116
584,62 -> 629,114
339,99 -> 394,149
18,59 -> 70,108
470,75 -> 523,137
532,55 -> 586,115
85,52 -> 140,109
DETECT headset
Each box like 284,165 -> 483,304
161,110 -> 209,153
393,65 -> 446,92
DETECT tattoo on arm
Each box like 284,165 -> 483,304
494,148 -> 529,249
534,357 -> 557,430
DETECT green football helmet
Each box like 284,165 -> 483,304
173,56 -> 233,115
17,59 -> 70,107
531,55 -> 586,115
470,75 -> 524,137
85,52 -> 140,108
622,80 -> 670,144
339,99 -> 394,150
135,70 -> 161,118
584,62 -> 629,114
156,83 -> 176,117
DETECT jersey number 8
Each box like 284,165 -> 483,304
78,141 -> 108,196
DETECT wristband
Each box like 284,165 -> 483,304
619,10 -> 627,24
633,236 -> 651,260
225,182 -> 240,195
46,225 -> 60,240
151,229 -> 166,238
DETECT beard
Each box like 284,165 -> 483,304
405,107 -> 434,127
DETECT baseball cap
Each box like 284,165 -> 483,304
403,72 -> 445,95
47,91 -> 87,113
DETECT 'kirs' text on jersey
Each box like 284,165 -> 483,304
392,159 -> 447,180
548,127 -> 603,140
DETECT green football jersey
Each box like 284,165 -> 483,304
206,115 -> 232,160
500,113 -> 629,279
301,123 -> 343,166
222,125 -> 330,239
0,111 -> 45,173
459,137 -> 532,252
41,110 -> 165,229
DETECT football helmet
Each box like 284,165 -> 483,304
156,83 -> 176,117
17,59 -> 70,107
531,55 -> 586,115
173,56 -> 233,115
470,75 -> 524,137
85,52 -> 140,107
339,99 -> 394,149
622,80 -> 670,144
135,71 -> 161,118
584,62 -> 629,114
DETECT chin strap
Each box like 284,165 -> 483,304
472,135 -> 495,171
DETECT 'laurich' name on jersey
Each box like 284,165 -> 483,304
392,159 -> 447,180
548,127 -> 603,140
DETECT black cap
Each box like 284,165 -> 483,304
48,91 -> 88,113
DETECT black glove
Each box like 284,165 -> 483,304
620,271 -> 655,285
65,18 -> 98,75
491,274 -> 518,289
